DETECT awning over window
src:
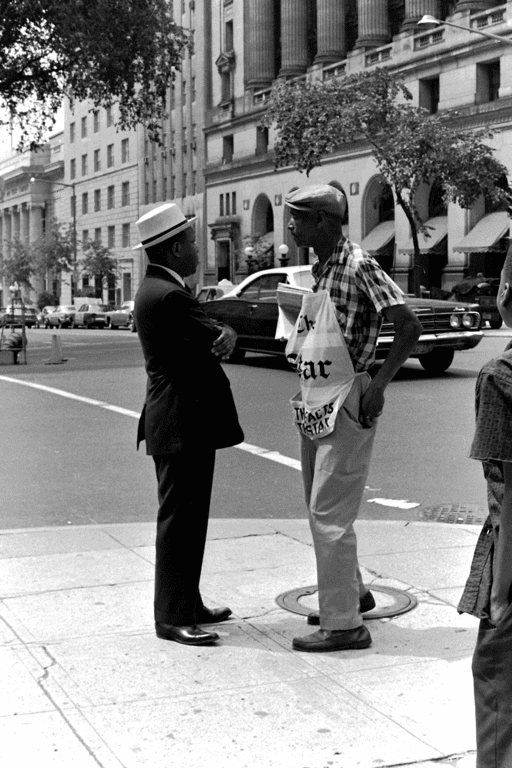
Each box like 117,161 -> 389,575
360,220 -> 395,255
401,216 -> 447,254
453,211 -> 510,253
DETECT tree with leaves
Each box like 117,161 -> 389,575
264,68 -> 511,295
0,238 -> 34,288
80,239 -> 118,297
32,219 -> 75,276
1,0 -> 189,150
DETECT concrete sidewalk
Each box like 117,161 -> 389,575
0,518 -> 481,768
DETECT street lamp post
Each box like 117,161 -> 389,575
417,15 -> 512,45
278,243 -> 290,267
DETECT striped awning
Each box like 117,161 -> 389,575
401,216 -> 447,254
360,220 -> 395,255
453,211 -> 510,253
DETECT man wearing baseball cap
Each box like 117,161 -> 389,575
133,203 -> 244,647
286,184 -> 422,653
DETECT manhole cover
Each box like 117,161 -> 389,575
276,584 -> 417,620
418,504 -> 487,525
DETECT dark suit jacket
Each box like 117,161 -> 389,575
134,264 -> 244,454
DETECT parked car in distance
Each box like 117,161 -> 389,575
44,305 -> 76,328
73,303 -> 109,329
36,305 -> 58,327
202,266 -> 484,374
196,281 -> 234,302
104,300 -> 135,329
449,274 -> 501,329
1,304 -> 38,328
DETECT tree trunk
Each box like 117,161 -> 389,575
395,192 -> 422,297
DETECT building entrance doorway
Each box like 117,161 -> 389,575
217,239 -> 232,281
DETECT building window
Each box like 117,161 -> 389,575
70,122 -> 75,143
82,230 -> 89,247
93,111 -> 99,132
121,138 -> 129,163
122,181 -> 130,206
106,106 -> 113,126
232,192 -> 237,215
122,223 -> 131,248
256,126 -> 269,155
171,175 -> 176,198
182,79 -> 187,105
222,135 -> 234,164
70,158 -> 76,179
81,116 -> 87,138
221,71 -> 232,103
107,226 -> 115,248
419,77 -> 439,115
107,144 -> 114,167
94,227 -> 101,243
220,194 -> 224,216
94,148 -> 101,172
94,189 -> 101,212
476,60 -> 500,104
225,20 -> 233,51
82,192 -> 88,215
225,193 -> 231,216
107,186 -> 115,209
81,154 -> 88,176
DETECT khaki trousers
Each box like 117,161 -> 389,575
300,373 -> 377,630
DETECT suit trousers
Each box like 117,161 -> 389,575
300,373 -> 377,630
472,603 -> 512,768
153,448 -> 216,625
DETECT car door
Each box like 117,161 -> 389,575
237,273 -> 288,350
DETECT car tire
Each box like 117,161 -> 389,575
227,345 -> 246,363
418,348 -> 455,374
489,319 -> 502,330
45,320 -> 51,329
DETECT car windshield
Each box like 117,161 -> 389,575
293,270 -> 314,289
98,305 -> 109,311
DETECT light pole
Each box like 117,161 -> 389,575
417,15 -> 512,45
278,243 -> 290,266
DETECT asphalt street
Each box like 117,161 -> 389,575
0,327 -> 508,529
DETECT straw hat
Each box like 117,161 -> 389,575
134,203 -> 196,250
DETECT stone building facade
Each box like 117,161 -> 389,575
204,0 -> 512,293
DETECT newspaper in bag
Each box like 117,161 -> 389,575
285,290 -> 355,439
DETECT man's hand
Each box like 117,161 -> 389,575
212,325 -> 237,360
360,382 -> 385,428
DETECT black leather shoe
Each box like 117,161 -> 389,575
155,622 -> 219,645
195,606 -> 232,624
307,590 -> 376,626
292,625 -> 372,653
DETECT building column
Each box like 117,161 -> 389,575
456,0 -> 492,12
279,0 -> 309,77
20,203 -> 30,245
246,0 -> 275,88
355,0 -> 390,49
315,0 -> 347,63
402,1 -> 441,31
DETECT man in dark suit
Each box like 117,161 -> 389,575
134,203 -> 244,646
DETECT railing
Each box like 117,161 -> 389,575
472,4 -> 506,31
414,28 -> 445,51
365,46 -> 392,67
322,61 -> 347,81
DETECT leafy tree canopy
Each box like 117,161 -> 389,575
0,239 -> 34,288
32,218 -> 75,275
264,68 -> 511,293
0,0 -> 190,149
81,239 -> 118,286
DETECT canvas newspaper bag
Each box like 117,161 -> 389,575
285,289 -> 356,439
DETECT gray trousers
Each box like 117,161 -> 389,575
473,602 -> 512,767
300,373 -> 377,630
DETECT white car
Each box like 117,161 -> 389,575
104,301 -> 135,330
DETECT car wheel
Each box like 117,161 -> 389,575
45,320 -> 51,329
418,348 -> 455,374
489,319 -> 502,330
227,345 -> 246,363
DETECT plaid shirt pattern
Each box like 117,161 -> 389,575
312,237 -> 404,372
458,341 -> 512,620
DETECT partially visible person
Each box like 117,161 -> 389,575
285,184 -> 422,653
458,250 -> 512,767
133,203 -> 244,647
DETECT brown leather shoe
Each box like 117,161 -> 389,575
155,622 -> 219,645
307,590 -> 376,626
195,606 -> 232,624
292,625 -> 372,652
